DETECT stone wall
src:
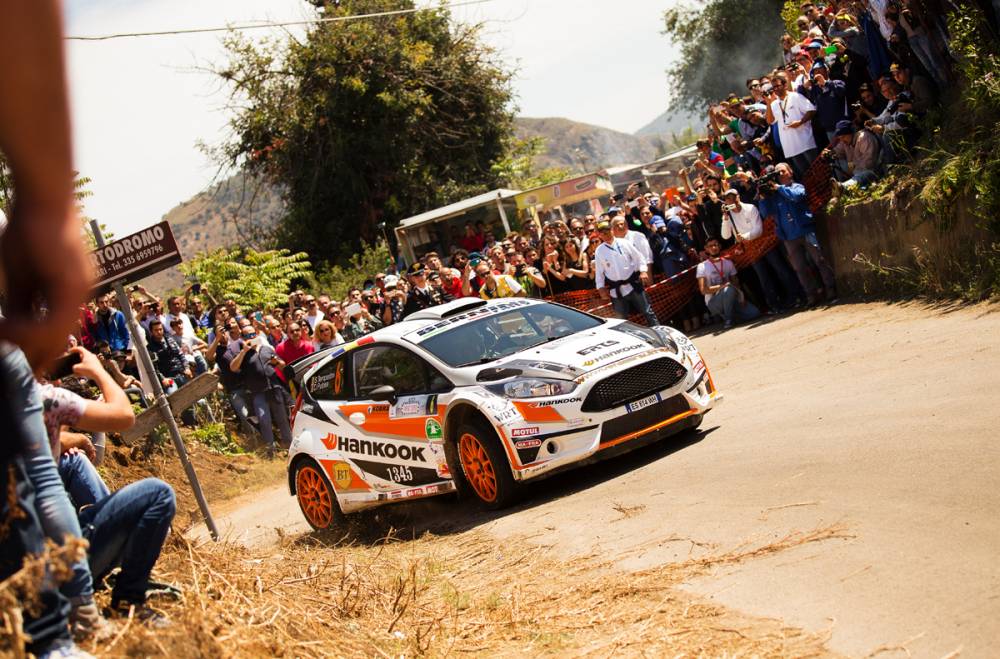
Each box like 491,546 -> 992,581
816,188 -> 991,294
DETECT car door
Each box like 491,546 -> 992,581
334,344 -> 453,491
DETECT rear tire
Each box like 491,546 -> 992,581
294,459 -> 343,531
455,420 -> 518,510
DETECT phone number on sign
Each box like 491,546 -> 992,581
95,243 -> 165,278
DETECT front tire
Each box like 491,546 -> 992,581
294,459 -> 343,531
455,420 -> 518,510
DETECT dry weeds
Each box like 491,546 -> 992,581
70,523 -> 850,658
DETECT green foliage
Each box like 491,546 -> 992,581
216,0 -> 516,267
490,137 -> 573,190
307,240 -> 391,302
180,246 -> 311,310
663,125 -> 701,153
781,0 -> 801,36
189,422 -> 244,455
662,0 -> 785,113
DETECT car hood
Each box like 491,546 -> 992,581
476,326 -> 661,382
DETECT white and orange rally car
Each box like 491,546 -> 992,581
285,298 -> 720,530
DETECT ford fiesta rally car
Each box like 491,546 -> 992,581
286,297 -> 721,530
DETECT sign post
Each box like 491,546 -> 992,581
89,220 -> 219,541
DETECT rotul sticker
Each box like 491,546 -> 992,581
425,418 -> 443,439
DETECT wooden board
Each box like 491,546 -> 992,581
120,372 -> 220,445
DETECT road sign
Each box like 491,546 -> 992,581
89,221 -> 182,293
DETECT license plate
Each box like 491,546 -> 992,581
625,393 -> 660,413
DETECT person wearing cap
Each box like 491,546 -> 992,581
797,59 -> 849,143
889,62 -> 937,114
720,187 -> 801,311
829,120 -> 881,190
647,209 -> 694,279
403,262 -> 449,318
593,221 -> 659,326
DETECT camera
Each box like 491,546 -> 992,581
723,204 -> 739,213
851,101 -> 863,112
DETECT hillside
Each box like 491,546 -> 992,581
515,117 -> 669,172
141,172 -> 284,293
634,107 -> 701,138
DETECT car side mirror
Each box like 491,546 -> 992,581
369,385 -> 397,404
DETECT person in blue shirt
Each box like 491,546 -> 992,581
798,60 -> 849,144
756,163 -> 838,305
91,293 -> 131,351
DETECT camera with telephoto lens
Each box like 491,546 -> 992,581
756,169 -> 782,195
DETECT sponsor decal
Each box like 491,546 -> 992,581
425,418 -> 443,440
367,404 -> 389,415
389,490 -> 404,500
406,488 -> 424,497
330,461 -> 353,490
336,436 -> 427,462
514,438 -> 542,449
320,434 -> 338,450
425,484 -> 439,494
389,394 -> 439,419
436,462 -> 451,478
491,407 -> 520,425
583,344 -> 645,366
577,340 -> 619,356
412,299 -> 534,339
511,426 -> 539,437
531,396 -> 582,407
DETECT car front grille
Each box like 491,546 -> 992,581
581,357 -> 687,412
598,394 -> 691,443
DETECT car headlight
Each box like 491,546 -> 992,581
613,321 -> 677,352
650,327 -> 679,353
487,378 -> 577,399
655,326 -> 698,356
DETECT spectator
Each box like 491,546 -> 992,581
798,60 -> 849,142
303,295 -> 324,329
382,275 -> 407,324
593,220 -> 658,326
458,222 -> 484,252
720,187 -> 802,311
757,163 -> 838,305
559,238 -> 591,291
474,259 -> 525,299
229,325 -> 293,455
164,295 -> 196,339
765,72 -> 819,179
404,262 -> 448,316
275,322 -> 316,363
696,240 -> 761,330
313,319 -> 342,349
91,293 -> 130,351
650,210 -> 695,278
890,62 -> 937,114
611,216 -> 654,274
265,317 -> 286,347
829,120 -> 882,190
510,250 -> 546,297
146,319 -> 191,392
168,317 -> 208,375
343,303 -> 384,340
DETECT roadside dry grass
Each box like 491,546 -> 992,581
80,523 -> 849,657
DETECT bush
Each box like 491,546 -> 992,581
189,422 -> 244,455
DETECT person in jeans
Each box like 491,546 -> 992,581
208,319 -> 256,438
146,319 -> 191,392
696,237 -> 761,329
594,220 -> 659,326
229,324 -> 292,455
720,187 -> 803,310
757,163 -> 838,304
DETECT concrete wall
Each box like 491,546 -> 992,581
817,188 -> 991,294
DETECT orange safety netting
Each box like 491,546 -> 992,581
546,219 -> 780,322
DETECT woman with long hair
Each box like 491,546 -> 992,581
559,237 -> 591,291
541,237 -> 571,295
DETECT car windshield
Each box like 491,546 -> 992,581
417,303 -> 604,368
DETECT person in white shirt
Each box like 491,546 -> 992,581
611,216 -> 654,272
164,296 -> 196,339
593,220 -> 658,326
696,237 -> 760,329
764,72 -> 819,179
720,188 -> 801,312
303,296 -> 324,329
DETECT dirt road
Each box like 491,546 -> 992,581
194,302 -> 1000,658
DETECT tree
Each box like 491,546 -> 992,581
307,240 -> 392,303
662,0 -> 785,113
180,247 -> 311,310
216,0 -> 516,266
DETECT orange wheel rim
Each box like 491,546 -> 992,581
459,433 -> 498,502
296,466 -> 333,528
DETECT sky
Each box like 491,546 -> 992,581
65,0 -> 680,237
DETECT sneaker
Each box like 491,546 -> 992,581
70,600 -> 112,642
723,320 -> 734,329
109,599 -> 170,629
37,640 -> 95,659
145,580 -> 183,602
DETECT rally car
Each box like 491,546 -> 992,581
285,297 -> 721,530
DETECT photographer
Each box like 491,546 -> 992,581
696,237 -> 760,330
146,318 -> 190,393
866,77 -> 921,164
229,324 -> 292,455
757,163 -> 838,305
510,250 -> 546,297
209,319 -> 256,438
720,187 -> 802,311
798,60 -> 849,143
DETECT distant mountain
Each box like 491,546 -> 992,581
141,172 -> 284,293
634,108 -> 701,138
515,117 -> 670,172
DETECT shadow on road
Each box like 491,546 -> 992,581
299,424 -> 718,548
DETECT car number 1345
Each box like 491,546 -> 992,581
626,393 -> 660,413
388,465 -> 414,483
